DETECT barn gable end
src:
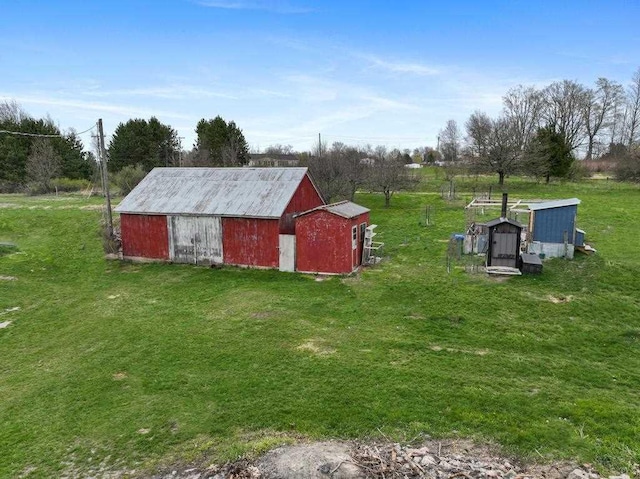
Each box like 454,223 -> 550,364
279,174 -> 325,234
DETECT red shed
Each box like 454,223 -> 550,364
115,167 -> 324,270
295,201 -> 371,274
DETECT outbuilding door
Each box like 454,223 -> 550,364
279,234 -> 296,272
491,232 -> 518,267
351,225 -> 358,270
168,216 -> 223,265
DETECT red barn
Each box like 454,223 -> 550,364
295,201 -> 371,274
115,167 -> 324,270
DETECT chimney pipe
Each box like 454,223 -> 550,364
501,192 -> 508,218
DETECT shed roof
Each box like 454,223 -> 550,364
296,201 -> 370,219
485,217 -> 523,228
115,167 -> 315,218
528,198 -> 580,211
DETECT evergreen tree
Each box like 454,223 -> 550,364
195,116 -> 249,166
0,103 -> 91,188
107,117 -> 178,172
525,125 -> 574,183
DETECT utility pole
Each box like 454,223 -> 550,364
92,132 -> 106,196
97,119 -> 114,236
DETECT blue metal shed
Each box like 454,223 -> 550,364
528,198 -> 581,258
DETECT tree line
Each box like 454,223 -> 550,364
3,67 -> 639,194
438,68 -> 640,184
0,104 -> 252,193
107,115 -> 250,173
0,101 -> 94,192
304,141 -> 417,207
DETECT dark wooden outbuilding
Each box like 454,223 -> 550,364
485,217 -> 523,269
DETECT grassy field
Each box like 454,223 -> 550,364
1,175 -> 639,477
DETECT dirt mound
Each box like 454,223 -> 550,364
147,439 -> 626,479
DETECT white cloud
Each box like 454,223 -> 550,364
195,0 -> 314,14
362,54 -> 441,76
82,85 -> 237,100
0,94 -> 191,120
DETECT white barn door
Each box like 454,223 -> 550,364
279,234 -> 296,272
169,216 -> 223,265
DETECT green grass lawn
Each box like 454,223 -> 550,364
1,178 -> 639,477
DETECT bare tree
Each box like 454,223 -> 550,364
542,80 -> 589,151
221,133 -> 244,167
307,140 -> 347,203
503,85 -> 544,151
465,111 -> 493,158
26,138 -> 61,193
341,145 -> 368,201
466,113 -> 520,185
264,144 -> 294,155
439,119 -> 461,163
368,146 -> 417,207
583,78 -> 625,160
439,119 -> 462,179
624,68 -> 640,147
615,145 -> 640,182
0,100 -> 29,123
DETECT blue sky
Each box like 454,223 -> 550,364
1,0 -> 639,153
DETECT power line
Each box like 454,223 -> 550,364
0,123 -> 96,138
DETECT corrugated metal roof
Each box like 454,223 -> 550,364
296,201 -> 370,219
115,167 -> 311,218
325,201 -> 370,218
529,198 -> 580,211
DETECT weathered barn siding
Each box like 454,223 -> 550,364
279,175 -> 324,234
168,215 -> 223,265
296,208 -> 370,274
120,214 -> 169,259
222,218 -> 279,267
296,210 -> 351,273
531,205 -> 577,244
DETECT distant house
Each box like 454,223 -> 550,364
247,153 -> 300,168
359,157 -> 375,166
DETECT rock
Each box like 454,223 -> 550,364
567,469 -> 590,479
0,321 -> 12,328
257,442 -> 363,479
420,454 -> 438,466
407,446 -> 430,457
608,475 -> 630,479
